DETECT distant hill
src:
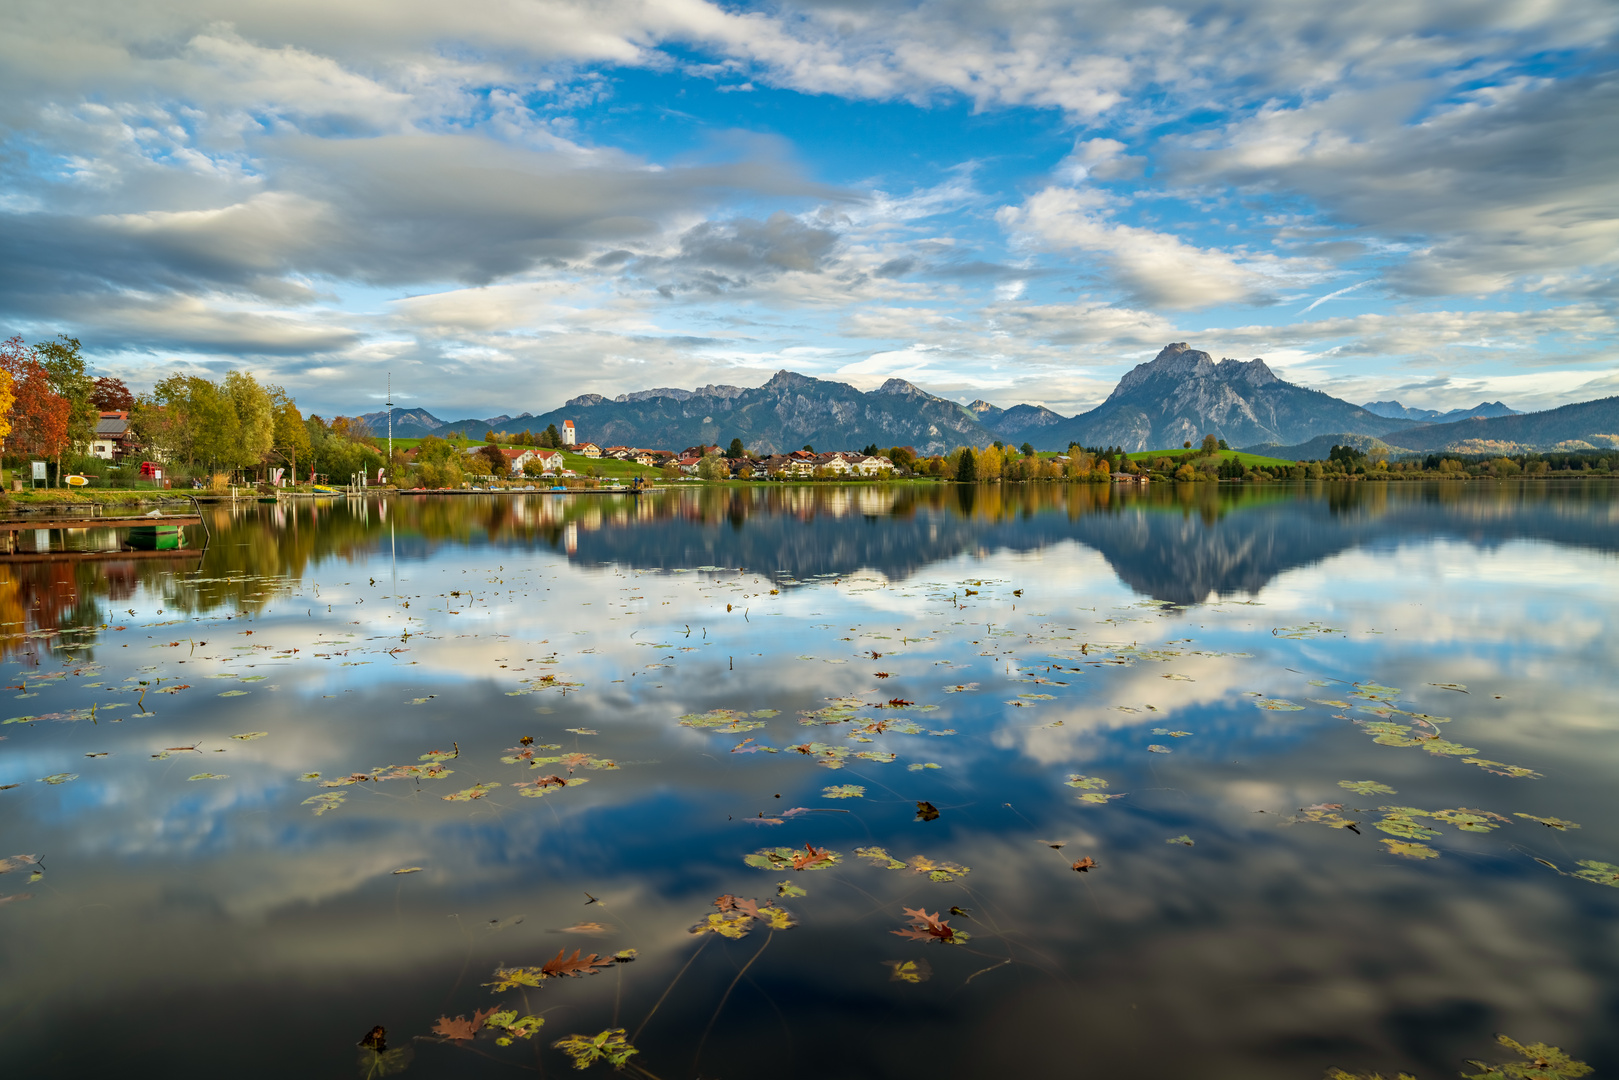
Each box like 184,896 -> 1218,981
1242,432 -> 1408,460
364,373 -> 996,456
1362,399 -> 1519,423
1394,396 -> 1619,453
967,400 -> 1067,441
1039,343 -> 1414,452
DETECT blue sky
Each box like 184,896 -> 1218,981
1,0 -> 1615,417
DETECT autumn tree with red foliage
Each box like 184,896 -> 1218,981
92,376 -> 135,412
0,336 -> 71,462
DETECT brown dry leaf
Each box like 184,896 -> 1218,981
540,948 -> 616,978
1071,857 -> 1097,872
433,1006 -> 497,1041
557,922 -> 612,934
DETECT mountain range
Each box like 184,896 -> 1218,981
358,343 -> 1618,457
1361,399 -> 1519,422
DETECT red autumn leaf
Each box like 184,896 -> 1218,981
873,672 -> 891,678
790,843 -> 835,871
540,948 -> 616,978
432,1006 -> 496,1041
558,752 -> 591,770
532,774 -> 570,788
1071,857 -> 1097,872
892,906 -> 958,944
887,698 -> 914,707
713,894 -> 741,912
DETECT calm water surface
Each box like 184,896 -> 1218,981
3,482 -> 1618,1079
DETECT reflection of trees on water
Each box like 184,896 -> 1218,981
5,483 -> 1614,659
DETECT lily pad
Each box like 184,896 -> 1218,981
1515,813 -> 1580,830
1573,861 -> 1619,888
186,773 -> 228,781
1381,839 -> 1438,859
1339,780 -> 1396,796
821,784 -> 865,798
302,792 -> 345,815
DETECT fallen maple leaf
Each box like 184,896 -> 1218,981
540,948 -> 616,978
358,1026 -> 387,1050
892,906 -> 967,945
873,672 -> 891,678
791,843 -> 836,870
915,800 -> 940,822
888,698 -> 914,707
1071,857 -> 1097,872
433,1007 -> 496,1041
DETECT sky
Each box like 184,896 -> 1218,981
2,0 -> 1616,419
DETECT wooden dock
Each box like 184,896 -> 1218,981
0,548 -> 204,564
0,514 -> 203,532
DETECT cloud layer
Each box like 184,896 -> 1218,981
1,0 -> 1614,415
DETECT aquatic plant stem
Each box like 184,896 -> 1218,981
692,930 -> 773,1073
630,934 -> 710,1044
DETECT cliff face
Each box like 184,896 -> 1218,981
1043,343 -> 1415,451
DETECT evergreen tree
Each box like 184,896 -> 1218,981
957,446 -> 977,482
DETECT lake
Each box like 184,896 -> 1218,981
2,481 -> 1617,1079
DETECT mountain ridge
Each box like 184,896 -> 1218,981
357,346 -> 1612,456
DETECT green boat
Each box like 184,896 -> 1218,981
127,525 -> 186,551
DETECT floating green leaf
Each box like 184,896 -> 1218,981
40,772 -> 79,785
187,773 -> 228,781
1353,682 -> 1402,700
1078,792 -> 1125,804
514,775 -> 590,797
217,690 -> 249,698
1065,775 -> 1109,790
1460,1034 -> 1591,1080
1147,744 -> 1172,754
231,732 -> 268,741
1255,699 -> 1304,711
883,958 -> 933,983
776,880 -> 807,898
679,709 -> 769,733
443,782 -> 500,802
1515,813 -> 1580,830
1325,1070 -> 1416,1080
1166,835 -> 1194,846
1380,839 -> 1438,859
855,846 -> 907,869
1338,780 -> 1396,796
483,1011 -> 545,1046
1572,861 -> 1619,888
302,792 -> 345,815
1431,808 -> 1509,833
552,1029 -> 638,1071
821,784 -> 865,798
1464,758 -> 1542,779
744,844 -> 841,871
1151,728 -> 1193,737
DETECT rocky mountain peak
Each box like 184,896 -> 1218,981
875,378 -> 929,398
762,370 -> 817,392
1109,343 -> 1219,400
1215,357 -> 1279,387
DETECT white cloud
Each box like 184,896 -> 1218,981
997,186 -> 1329,309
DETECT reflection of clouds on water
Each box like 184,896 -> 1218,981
2,486 -> 1618,1076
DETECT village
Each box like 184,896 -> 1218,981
423,419 -> 904,482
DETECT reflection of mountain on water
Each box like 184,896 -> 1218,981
568,483 -> 1619,604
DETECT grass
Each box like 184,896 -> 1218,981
1126,447 -> 1297,467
